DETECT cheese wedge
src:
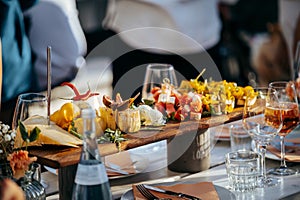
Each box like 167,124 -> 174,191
14,116 -> 82,148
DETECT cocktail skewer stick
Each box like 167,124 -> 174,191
47,46 -> 52,126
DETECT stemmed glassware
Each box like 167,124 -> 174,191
268,81 -> 300,176
142,63 -> 178,102
12,93 -> 48,188
12,93 -> 48,131
243,87 -> 282,187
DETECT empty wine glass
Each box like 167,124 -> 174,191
268,81 -> 300,176
12,93 -> 48,148
142,63 -> 178,102
12,93 -> 49,189
243,87 -> 282,187
12,93 -> 48,131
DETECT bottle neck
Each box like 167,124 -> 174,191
81,116 -> 101,161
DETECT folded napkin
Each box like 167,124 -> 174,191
267,139 -> 300,162
133,182 -> 219,200
105,151 -> 136,177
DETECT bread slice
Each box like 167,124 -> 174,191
14,116 -> 82,148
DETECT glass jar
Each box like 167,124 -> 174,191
18,167 -> 46,200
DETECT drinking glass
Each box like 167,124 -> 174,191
12,93 -> 48,130
243,87 -> 282,187
230,124 -> 252,152
142,63 -> 178,102
12,93 -> 49,189
268,81 -> 300,176
225,151 -> 261,192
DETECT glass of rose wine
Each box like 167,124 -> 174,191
268,81 -> 300,176
243,87 -> 282,187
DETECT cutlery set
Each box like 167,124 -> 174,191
136,184 -> 200,200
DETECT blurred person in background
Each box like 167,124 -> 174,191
102,0 -> 239,100
0,0 -> 38,124
0,0 -> 87,124
219,0 -> 280,86
24,0 -> 87,92
245,0 -> 300,86
279,0 -> 300,79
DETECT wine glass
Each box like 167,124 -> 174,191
243,87 -> 282,187
268,81 -> 300,176
12,93 -> 49,188
12,93 -> 48,130
142,63 -> 178,102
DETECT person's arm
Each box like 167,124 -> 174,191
24,0 -> 87,90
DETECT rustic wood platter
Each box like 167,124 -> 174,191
29,107 -> 243,168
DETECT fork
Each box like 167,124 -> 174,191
136,184 -> 170,200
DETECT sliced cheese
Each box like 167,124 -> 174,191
14,116 -> 82,148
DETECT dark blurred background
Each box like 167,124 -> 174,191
76,0 -> 280,87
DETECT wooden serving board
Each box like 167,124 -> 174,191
29,107 -> 243,168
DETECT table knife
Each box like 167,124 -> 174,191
106,167 -> 129,175
105,163 -> 129,175
144,184 -> 201,200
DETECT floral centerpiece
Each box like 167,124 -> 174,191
0,122 -> 15,162
0,121 -> 40,179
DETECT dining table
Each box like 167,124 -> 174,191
35,108 -> 300,200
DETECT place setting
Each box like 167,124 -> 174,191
121,181 -> 235,200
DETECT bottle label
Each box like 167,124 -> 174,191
74,163 -> 108,185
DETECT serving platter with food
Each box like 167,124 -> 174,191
17,69 -> 255,169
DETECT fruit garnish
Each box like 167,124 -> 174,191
50,102 -> 74,130
102,93 -> 140,111
61,82 -> 99,101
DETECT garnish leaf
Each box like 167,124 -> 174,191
29,127 -> 41,142
18,120 -> 28,141
99,128 -> 127,149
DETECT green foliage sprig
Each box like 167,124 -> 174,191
18,121 -> 41,150
98,128 -> 127,150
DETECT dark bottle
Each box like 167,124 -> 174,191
72,108 -> 112,200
